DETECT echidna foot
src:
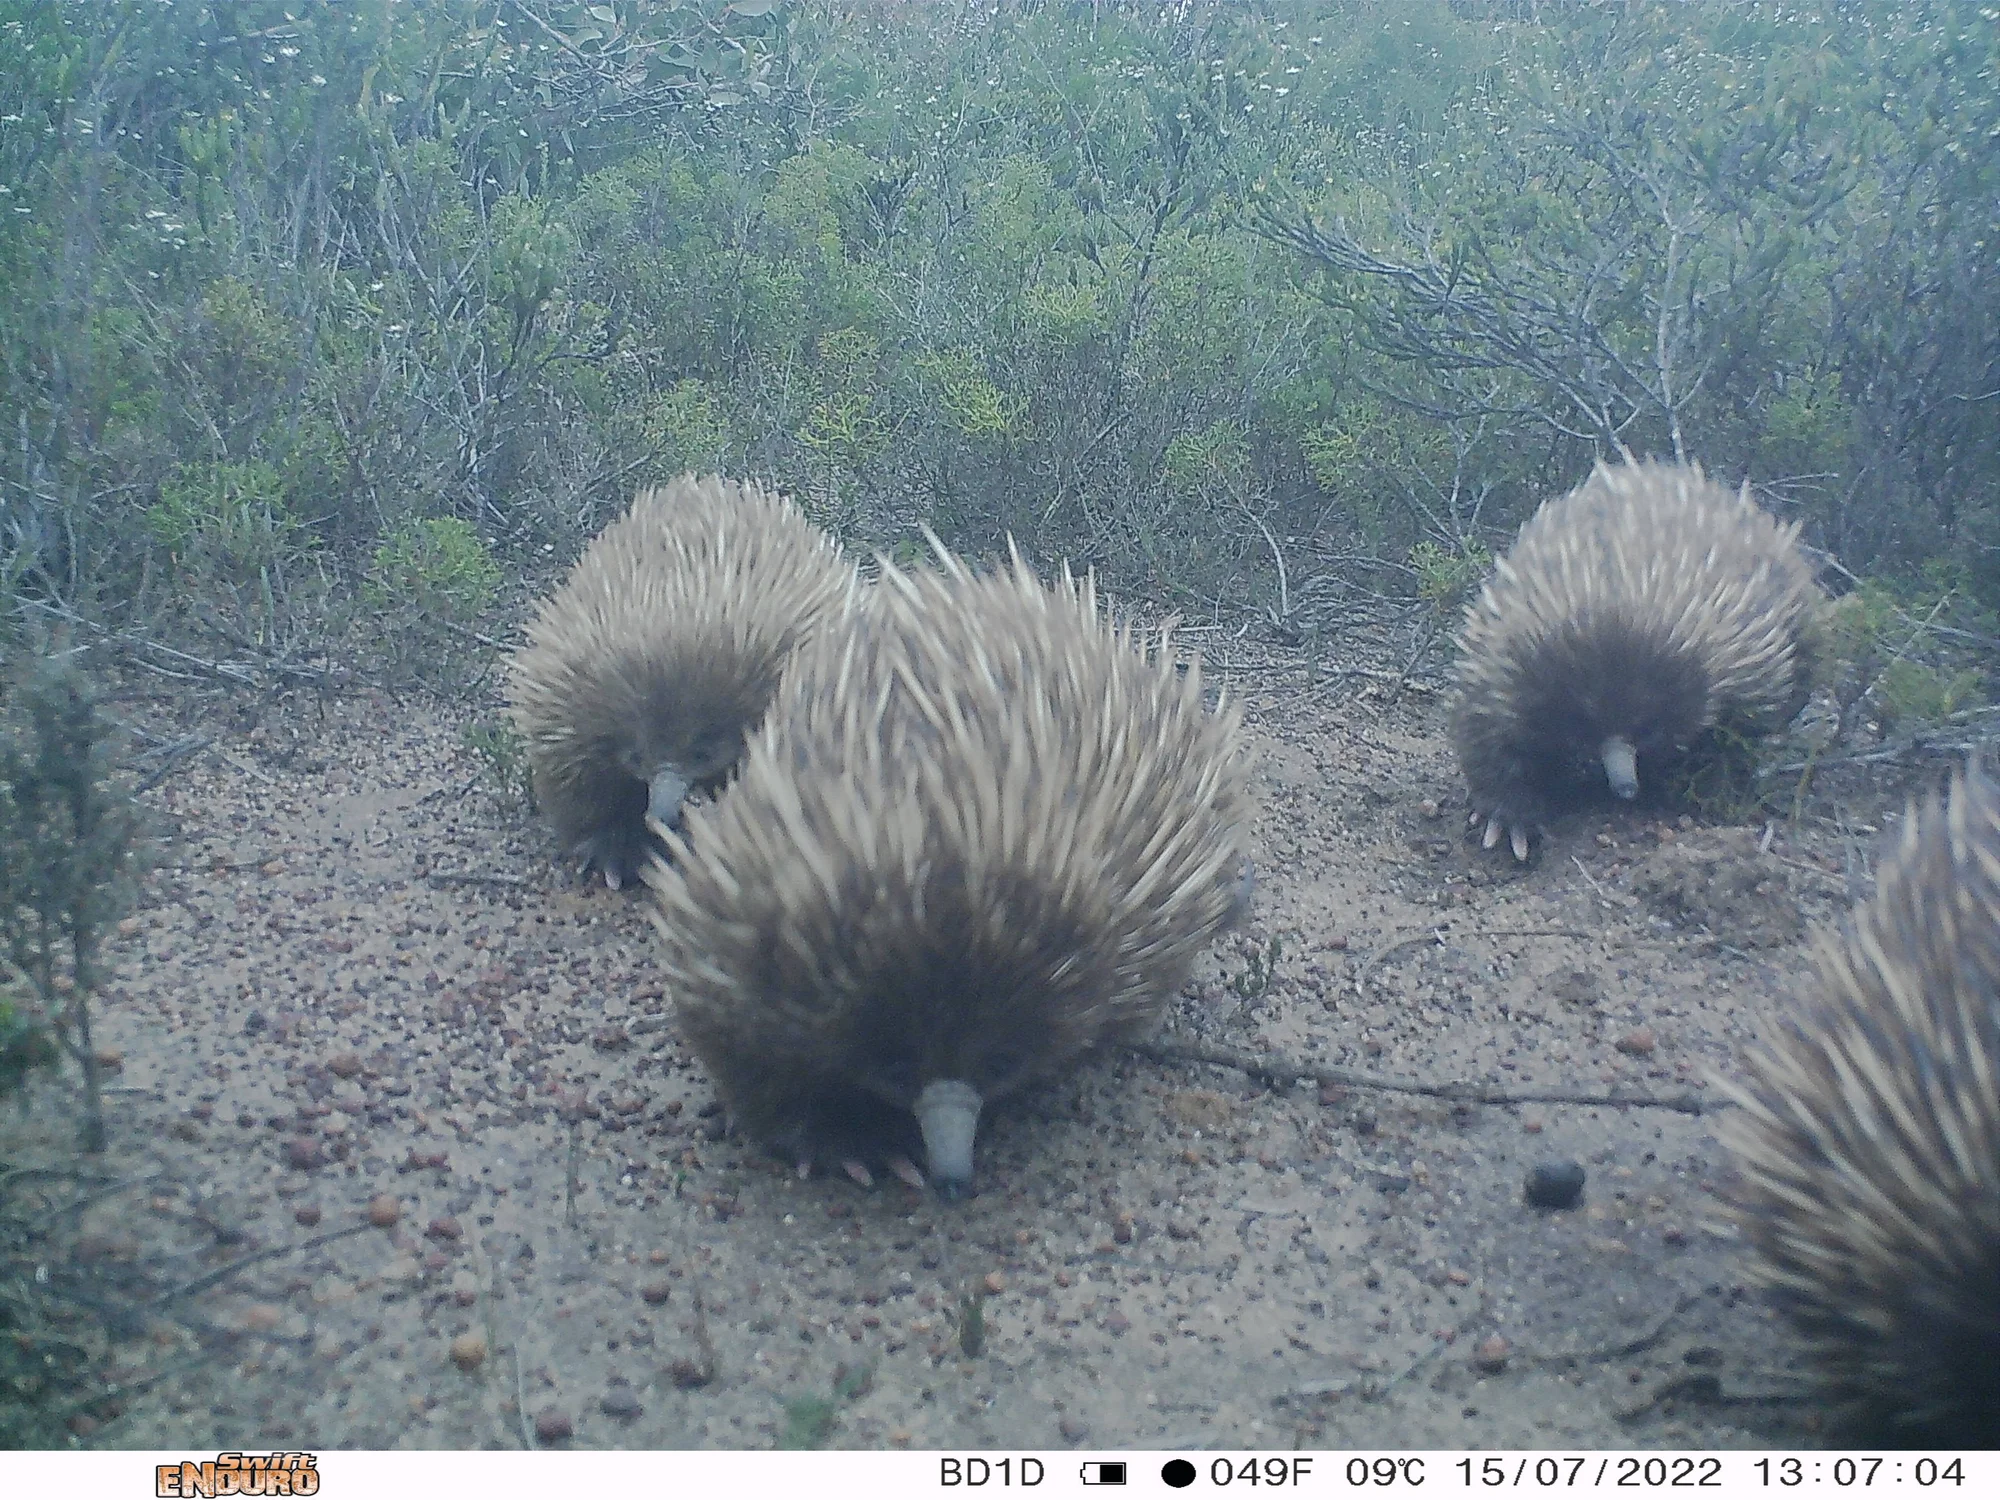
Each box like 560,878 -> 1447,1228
1473,811 -> 1532,863
573,824 -> 656,892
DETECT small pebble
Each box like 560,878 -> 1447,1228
533,1408 -> 573,1443
1166,1218 -> 1199,1241
426,1217 -> 462,1241
242,1304 -> 284,1334
1473,1335 -> 1510,1373
982,1271 -> 1007,1295
1524,1159 -> 1586,1210
327,1053 -> 363,1079
669,1358 -> 711,1389
1616,1027 -> 1657,1057
600,1388 -> 644,1421
449,1331 -> 487,1370
284,1137 -> 324,1170
367,1195 -> 401,1227
294,1205 -> 322,1228
1059,1415 -> 1090,1443
640,1281 -> 672,1305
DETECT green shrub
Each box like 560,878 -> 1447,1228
366,518 -> 502,622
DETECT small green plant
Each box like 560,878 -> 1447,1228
956,1284 -> 987,1357
778,1362 -> 873,1450
1164,421 -> 1250,496
0,652 -> 146,1152
1230,933 -> 1285,1002
1408,540 -> 1491,618
1875,660 -> 1984,729
0,981 -> 58,1100
462,719 -> 534,806
146,458 -> 309,585
366,517 -> 502,622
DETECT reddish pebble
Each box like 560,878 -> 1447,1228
426,1217 -> 462,1241
449,1331 -> 487,1370
533,1408 -> 573,1443
1473,1335 -> 1510,1373
982,1272 -> 1007,1294
1616,1027 -> 1657,1057
367,1195 -> 401,1228
423,1250 -> 449,1273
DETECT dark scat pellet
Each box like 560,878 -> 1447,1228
1524,1159 -> 1586,1209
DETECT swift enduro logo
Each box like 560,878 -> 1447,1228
155,1453 -> 320,1497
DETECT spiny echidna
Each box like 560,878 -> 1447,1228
507,475 -> 852,889
643,536 -> 1252,1198
1451,459 -> 1821,860
1719,761 -> 2000,1444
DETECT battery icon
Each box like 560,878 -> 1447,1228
1080,1462 -> 1128,1486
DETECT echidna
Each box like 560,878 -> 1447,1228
506,475 -> 851,889
1451,459 -> 1821,860
1719,761 -> 2000,1443
643,536 -> 1251,1197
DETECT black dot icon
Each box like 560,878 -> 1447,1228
1161,1459 -> 1197,1489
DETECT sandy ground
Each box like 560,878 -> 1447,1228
3,647 -> 1881,1451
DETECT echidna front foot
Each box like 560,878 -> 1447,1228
573,825 -> 653,893
1475,812 -> 1532,863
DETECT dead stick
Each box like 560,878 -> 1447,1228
154,1223 -> 372,1306
1126,1039 -> 1712,1115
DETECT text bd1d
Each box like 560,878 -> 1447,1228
941,1458 -> 1047,1486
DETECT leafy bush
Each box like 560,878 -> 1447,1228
366,518 -> 502,623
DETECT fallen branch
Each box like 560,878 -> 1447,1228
1127,1038 -> 1712,1115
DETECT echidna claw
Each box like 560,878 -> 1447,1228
843,1159 -> 875,1188
795,1160 -> 813,1182
1510,825 -> 1530,863
889,1156 -> 927,1191
1481,816 -> 1505,851
602,867 -> 623,892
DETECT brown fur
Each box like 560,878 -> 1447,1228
506,475 -> 851,888
1452,459 -> 1822,859
643,536 -> 1251,1193
1718,762 -> 2000,1443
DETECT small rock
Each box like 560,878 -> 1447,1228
1662,1224 -> 1688,1246
1103,1311 -> 1131,1336
68,1412 -> 98,1438
117,916 -> 142,938
94,1048 -> 123,1073
423,1250 -> 449,1273
285,1137 -> 324,1170
1616,1027 -> 1657,1057
327,1053 -> 363,1079
261,859 -> 287,876
1059,1415 -> 1090,1444
426,1216 -> 462,1241
449,1331 -> 487,1370
1446,1268 -> 1470,1286
294,1205 -> 322,1228
1112,1213 -> 1135,1245
533,1408 -> 573,1443
640,1281 -> 672,1305
366,1195 -> 401,1228
1524,1159 -> 1586,1210
600,1388 -> 643,1421
669,1358 -> 712,1389
242,1304 -> 284,1334
1166,1218 -> 1199,1242
982,1271 -> 1007,1295
1473,1335 -> 1510,1374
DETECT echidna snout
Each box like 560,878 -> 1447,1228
1601,736 -> 1640,799
647,767 -> 691,830
914,1080 -> 984,1200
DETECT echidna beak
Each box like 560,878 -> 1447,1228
914,1079 -> 983,1201
1601,736 -> 1640,801
647,767 -> 691,829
